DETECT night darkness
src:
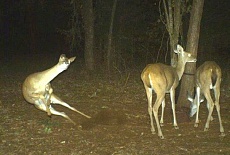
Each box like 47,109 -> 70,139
1,1 -> 230,67
1,0 -> 230,154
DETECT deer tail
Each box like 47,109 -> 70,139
211,69 -> 217,87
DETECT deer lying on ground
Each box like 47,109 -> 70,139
22,54 -> 91,124
141,44 -> 196,139
187,61 -> 225,136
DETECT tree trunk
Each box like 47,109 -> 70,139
106,0 -> 118,74
82,0 -> 94,71
3,0 -> 11,62
162,0 -> 181,67
172,0 -> 182,67
177,0 -> 204,108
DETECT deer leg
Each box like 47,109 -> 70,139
34,99 -> 49,112
215,102 -> 225,136
34,99 -> 75,124
50,93 -> 91,118
215,101 -> 225,136
44,84 -> 53,116
32,83 -> 53,116
153,93 -> 165,139
45,93 -> 51,114
170,88 -> 178,129
194,87 -> 201,127
204,92 -> 214,132
206,102 -> 214,121
32,93 -> 51,116
145,86 -> 155,134
214,87 -> 225,136
160,99 -> 165,126
49,106 -> 76,124
42,97 -> 51,116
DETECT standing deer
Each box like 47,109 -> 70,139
22,54 -> 91,124
141,44 -> 196,139
187,61 -> 225,136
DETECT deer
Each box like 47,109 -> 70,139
141,44 -> 196,139
22,54 -> 91,124
187,61 -> 225,136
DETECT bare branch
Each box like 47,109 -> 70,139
162,0 -> 170,31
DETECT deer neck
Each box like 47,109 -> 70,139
37,64 -> 64,85
175,59 -> 186,80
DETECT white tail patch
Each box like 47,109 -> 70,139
148,73 -> 153,88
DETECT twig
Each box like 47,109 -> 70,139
156,30 -> 166,63
123,73 -> 130,88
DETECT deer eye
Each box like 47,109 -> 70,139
188,53 -> 191,57
62,60 -> 69,64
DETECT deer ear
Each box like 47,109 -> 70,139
59,54 -> 66,61
174,44 -> 183,54
69,56 -> 76,62
178,45 -> 184,51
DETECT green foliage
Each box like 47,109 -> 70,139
40,119 -> 60,134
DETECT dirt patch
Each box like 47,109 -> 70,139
81,108 -> 126,130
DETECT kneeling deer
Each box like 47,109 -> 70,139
22,54 -> 91,124
188,61 -> 225,136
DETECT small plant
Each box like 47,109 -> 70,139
40,119 -> 60,134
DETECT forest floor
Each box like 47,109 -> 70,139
0,60 -> 230,155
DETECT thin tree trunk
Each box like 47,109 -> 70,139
173,0 -> 181,49
82,0 -> 94,71
162,0 -> 181,67
171,0 -> 181,67
3,0 -> 11,62
167,0 -> 175,65
177,0 -> 205,108
107,0 -> 118,74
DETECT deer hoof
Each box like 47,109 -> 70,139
204,127 -> 209,131
220,132 -> 225,137
210,116 -> 214,121
174,126 -> 179,129
194,123 -> 199,128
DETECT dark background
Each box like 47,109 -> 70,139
0,0 -> 230,69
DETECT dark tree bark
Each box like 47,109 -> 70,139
106,0 -> 118,74
82,0 -> 94,71
2,0 -> 11,62
177,0 -> 205,108
173,0 -> 181,47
